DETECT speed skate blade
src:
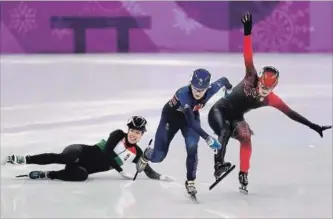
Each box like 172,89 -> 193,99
239,186 -> 248,195
188,194 -> 199,203
209,165 -> 235,190
16,174 -> 28,178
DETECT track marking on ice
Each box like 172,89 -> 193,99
114,189 -> 136,217
204,209 -> 234,219
123,181 -> 135,188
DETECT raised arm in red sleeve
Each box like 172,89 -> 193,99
267,92 -> 314,128
243,36 -> 256,76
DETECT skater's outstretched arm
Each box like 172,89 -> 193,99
207,77 -> 233,97
143,164 -> 172,181
268,92 -> 331,137
241,13 -> 256,76
133,146 -> 172,181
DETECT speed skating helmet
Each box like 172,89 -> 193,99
258,66 -> 279,89
190,68 -> 211,90
127,116 -> 147,132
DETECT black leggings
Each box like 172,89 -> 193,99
208,106 -> 232,164
26,144 -> 89,181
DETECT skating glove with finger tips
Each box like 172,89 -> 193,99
310,123 -> 332,138
241,13 -> 252,36
119,171 -> 134,180
206,136 -> 222,150
136,156 -> 148,173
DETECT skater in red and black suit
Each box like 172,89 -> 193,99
208,13 -> 332,193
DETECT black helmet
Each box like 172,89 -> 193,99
127,116 -> 147,132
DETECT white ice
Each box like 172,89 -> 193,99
1,54 -> 332,218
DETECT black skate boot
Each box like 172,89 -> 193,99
3,155 -> 26,165
185,180 -> 198,202
238,171 -> 248,194
214,161 -> 232,180
29,171 -> 49,179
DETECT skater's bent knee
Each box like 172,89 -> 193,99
71,166 -> 88,181
238,134 -> 251,144
233,123 -> 251,143
150,150 -> 167,162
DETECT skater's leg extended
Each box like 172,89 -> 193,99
27,144 -> 85,165
208,107 -> 232,178
232,119 -> 252,188
5,153 -> 61,165
182,128 -> 199,181
136,114 -> 180,173
146,114 -> 179,163
29,164 -> 89,181
181,125 -> 199,195
47,165 -> 89,181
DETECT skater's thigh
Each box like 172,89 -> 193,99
154,113 -> 180,152
61,144 -> 85,163
231,119 -> 251,143
208,107 -> 228,135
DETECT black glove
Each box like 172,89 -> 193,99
310,124 -> 332,138
241,13 -> 252,36
223,78 -> 233,90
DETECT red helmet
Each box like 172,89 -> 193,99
258,66 -> 279,89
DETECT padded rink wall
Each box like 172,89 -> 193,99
0,1 -> 332,54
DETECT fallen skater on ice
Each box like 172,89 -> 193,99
3,116 -> 173,182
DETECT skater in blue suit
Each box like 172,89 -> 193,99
136,68 -> 232,197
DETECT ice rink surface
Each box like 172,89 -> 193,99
1,54 -> 332,218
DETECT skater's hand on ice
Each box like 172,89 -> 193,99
241,13 -> 252,35
310,124 -> 332,138
119,171 -> 134,180
206,136 -> 222,150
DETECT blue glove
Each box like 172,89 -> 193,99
205,136 -> 222,150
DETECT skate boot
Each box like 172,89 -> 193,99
3,155 -> 26,165
238,171 -> 249,194
214,161 -> 232,180
185,180 -> 198,202
29,171 -> 49,179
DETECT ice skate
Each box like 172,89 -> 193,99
29,171 -> 49,179
209,163 -> 235,190
16,171 -> 49,179
214,161 -> 232,180
238,171 -> 248,195
3,155 -> 26,165
185,180 -> 198,203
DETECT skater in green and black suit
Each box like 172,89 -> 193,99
4,116 -> 171,182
